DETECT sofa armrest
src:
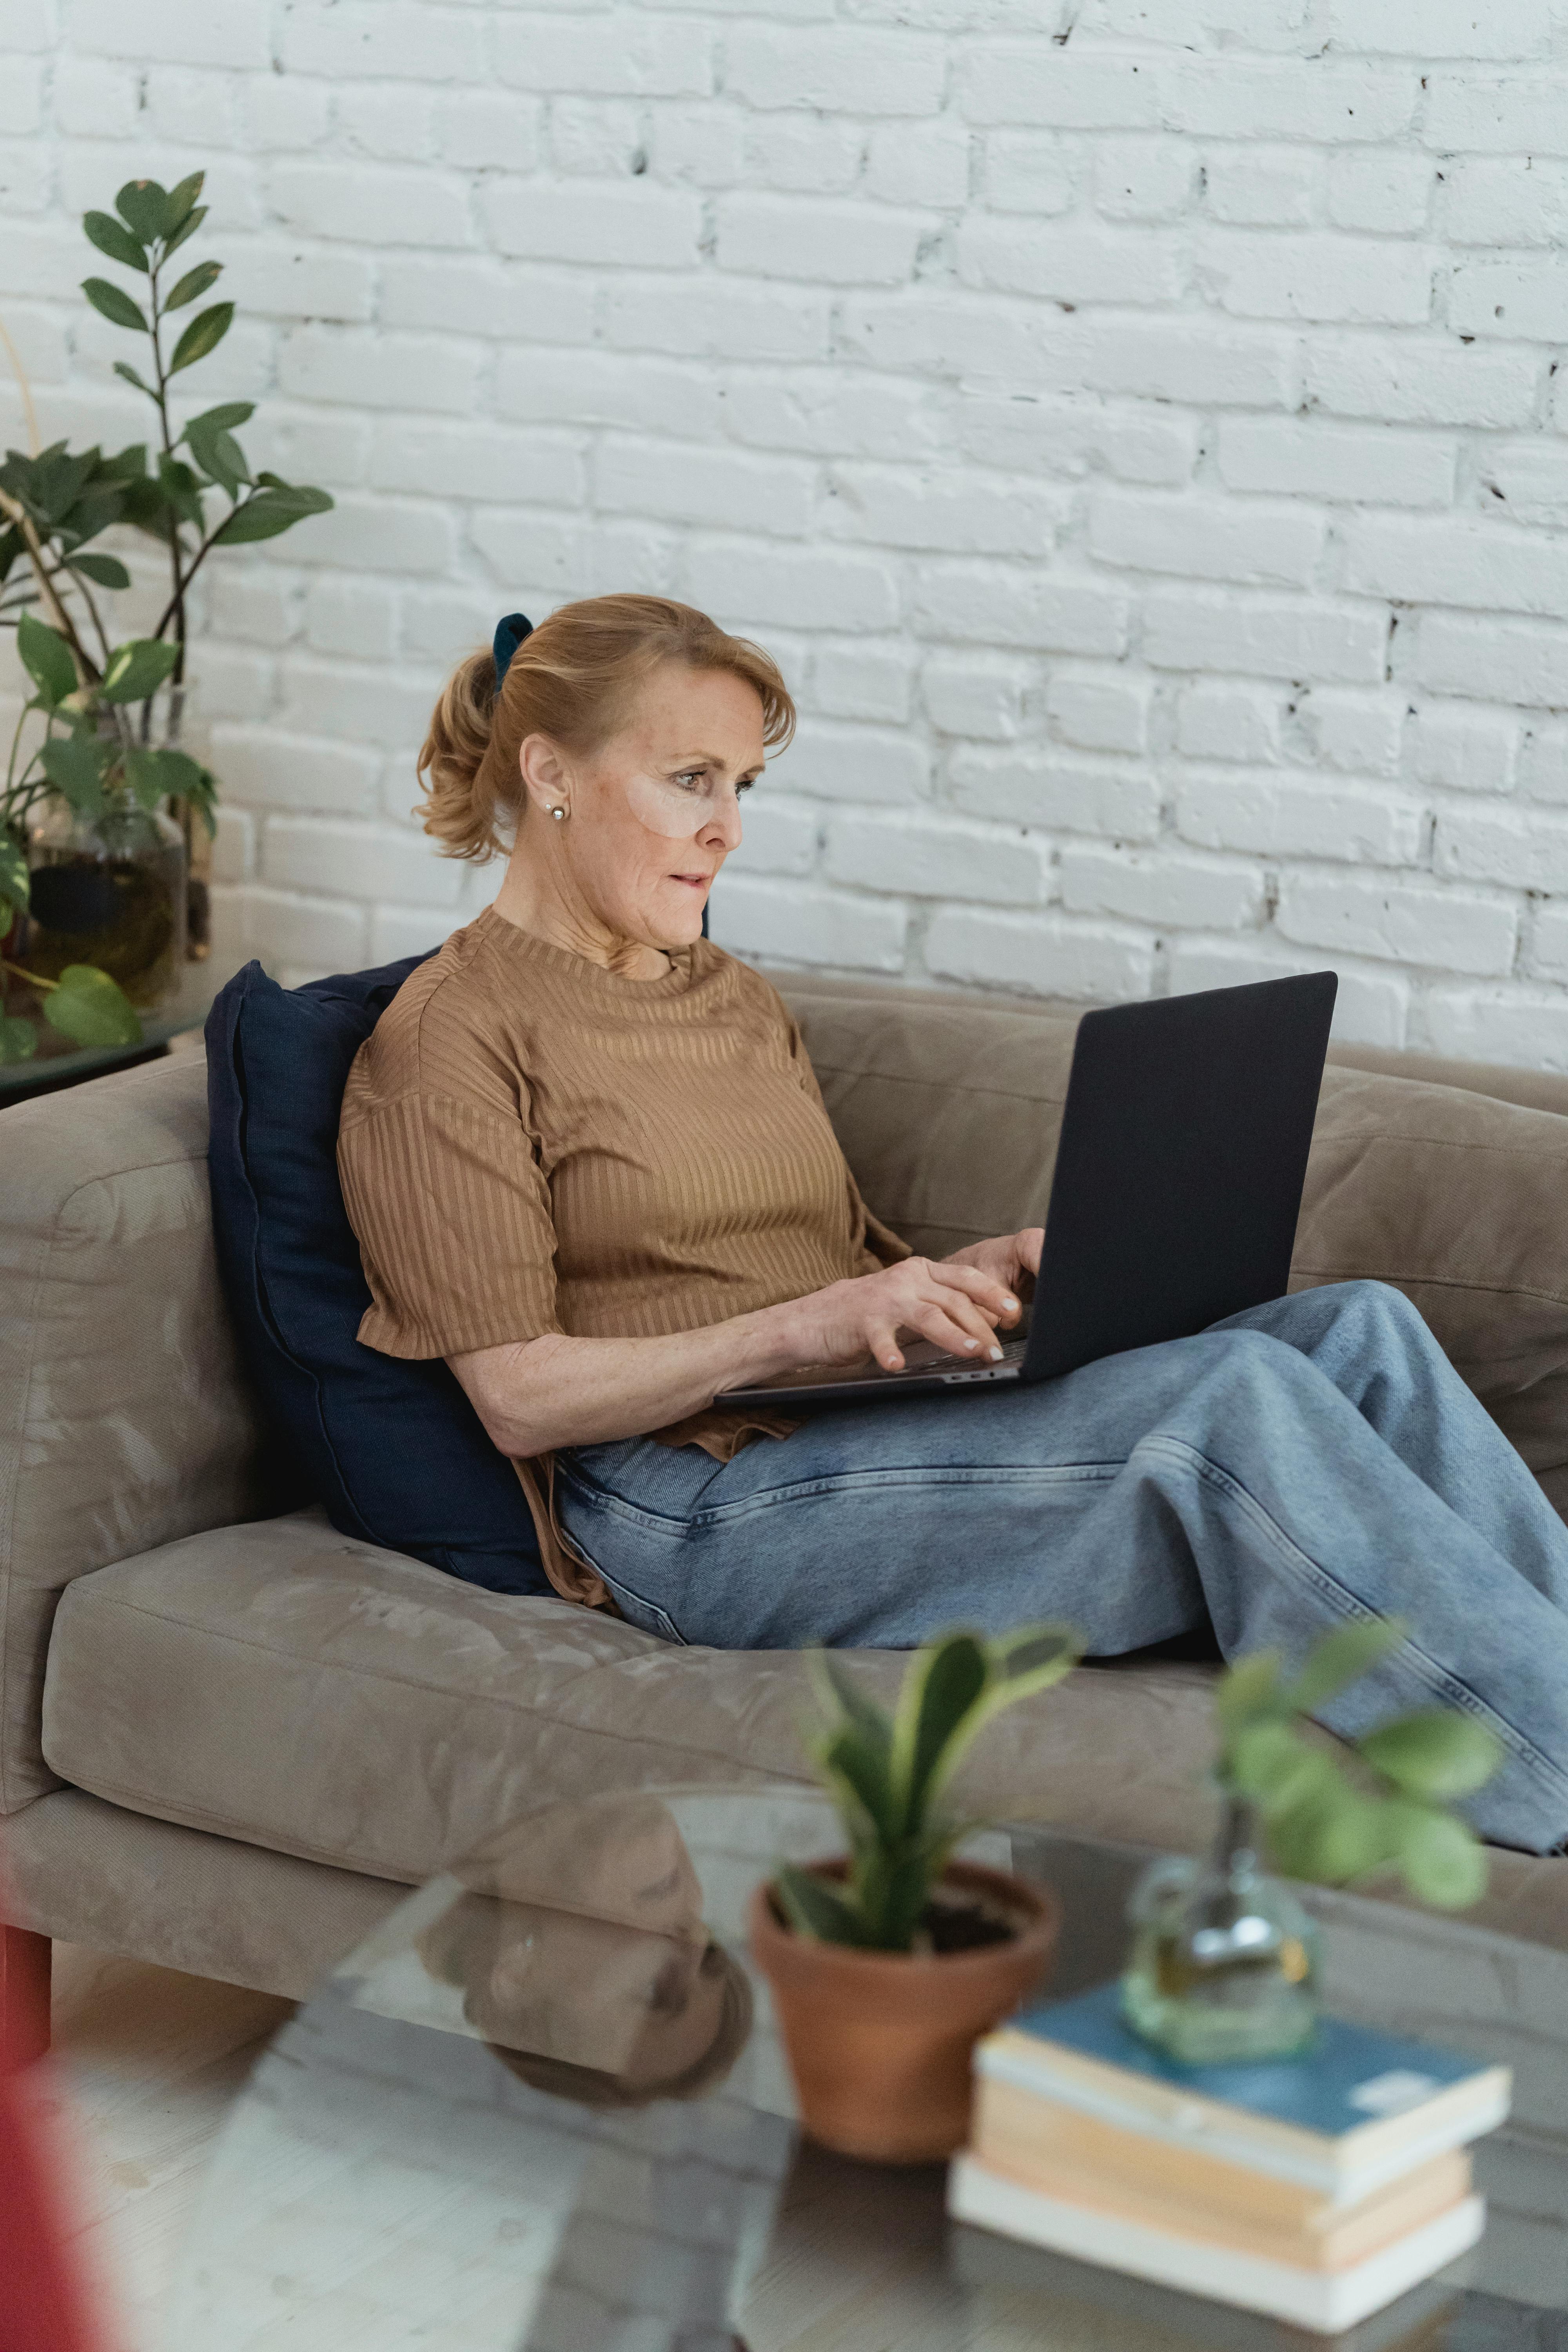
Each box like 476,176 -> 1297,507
0,1051 -> 268,1815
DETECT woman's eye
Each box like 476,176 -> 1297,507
673,771 -> 705,791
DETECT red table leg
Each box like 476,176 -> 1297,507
1,1924 -> 52,2067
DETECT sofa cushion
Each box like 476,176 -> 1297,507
205,958 -> 547,1596
41,1508 -> 1225,1888
787,985 -> 1568,1517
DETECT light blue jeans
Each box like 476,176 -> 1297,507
555,1283 -> 1568,1854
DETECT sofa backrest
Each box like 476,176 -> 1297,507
0,1053 -> 268,1814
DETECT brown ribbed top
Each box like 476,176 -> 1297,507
337,904 -> 909,1465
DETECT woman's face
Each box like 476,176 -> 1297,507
517,662 -> 767,954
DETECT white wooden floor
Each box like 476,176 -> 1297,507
42,1944 -> 295,2352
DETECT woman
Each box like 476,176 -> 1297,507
339,595 -> 1568,1855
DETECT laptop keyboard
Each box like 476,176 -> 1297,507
891,1332 -> 1029,1378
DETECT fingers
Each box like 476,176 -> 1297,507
900,1260 -> 1009,1361
909,1301 -> 1006,1363
866,1320 -> 905,1372
925,1256 -> 1021,1325
1016,1227 -> 1045,1278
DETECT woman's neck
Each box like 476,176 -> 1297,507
491,852 -> 673,982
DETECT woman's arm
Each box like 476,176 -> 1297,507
449,1250 -> 1028,1457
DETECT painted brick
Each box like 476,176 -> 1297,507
726,371 -> 943,463
1059,844 -> 1263,929
1423,74 -> 1568,157
1094,138 -> 1194,224
1528,904 -> 1568,984
1160,61 -> 1418,144
911,565 -> 1130,656
958,52 -> 1160,131
1205,148 -> 1319,229
1047,670 -> 1151,755
828,465 -> 1065,558
956,220 -> 1185,307
381,259 -> 596,345
650,105 -> 747,191
53,55 -> 137,137
1167,939 -> 1410,1048
270,163 -> 474,248
433,90 -> 543,174
304,578 -> 400,664
1302,336 -> 1540,428
215,884 -> 369,978
957,390 -> 1198,489
925,907 -> 1155,1002
370,422 -> 585,505
1343,516 -> 1568,620
279,327 -> 481,414
724,25 -> 946,117
685,543 -> 900,634
1198,230 -> 1433,326
1082,319 -> 1296,408
716,196 -> 925,286
745,115 -> 864,197
1300,688 -> 1406,779
1176,682 -> 1283,763
1275,873 -> 1516,975
281,5 -> 487,83
1413,707 -> 1518,797
603,279 -> 833,363
63,0 -> 270,67
549,100 -> 642,180
1176,770 -> 1425,866
1415,615 -> 1568,708
1326,0 -> 1550,58
494,14 -> 712,96
1216,418 -> 1455,509
779,722 -> 929,806
986,134 -> 1073,217
811,643 -> 916,724
209,728 -> 381,817
731,796 -> 819,878
1450,257 -> 1568,343
1443,158 -> 1568,250
481,178 -> 700,267
1520,726 -> 1568,805
599,438 -> 815,535
1089,488 -> 1324,590
922,655 -> 1026,740
1425,991 -> 1568,1072
710,875 -> 907,971
947,750 -> 1162,841
1434,805 -> 1568,895
1328,150 -> 1434,234
865,123 -> 970,209
1143,592 -> 1389,683
826,811 -> 1042,902
222,243 -> 377,326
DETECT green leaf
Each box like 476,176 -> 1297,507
890,1632 -> 989,1838
1381,1802 -> 1489,1910
1357,1711 -> 1503,1802
186,421 -> 248,498
1216,1650 -> 1283,1735
212,481 -> 333,544
68,552 -> 132,590
184,403 -> 254,435
100,637 -> 180,705
806,1649 -> 894,1759
1227,1721 -> 1338,1816
165,259 -> 223,313
126,746 -> 207,815
113,360 -> 156,398
169,301 -> 234,375
82,277 -> 149,334
16,612 -> 77,708
818,1725 -> 901,1849
1280,1618 -> 1407,1717
1267,1786 -> 1391,1887
101,443 -> 149,483
39,733 -> 111,818
41,964 -> 143,1050
161,203 -> 208,260
772,1867 -> 869,1948
0,1014 -> 36,1065
115,179 -> 171,245
118,477 -> 181,546
165,171 -> 205,233
83,209 -> 149,272
0,830 -> 28,916
155,454 -> 204,532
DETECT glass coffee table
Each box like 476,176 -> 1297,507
161,1787 -> 1568,2350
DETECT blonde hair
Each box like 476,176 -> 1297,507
417,593 -> 797,861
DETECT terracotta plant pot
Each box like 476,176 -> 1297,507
748,1857 -> 1060,2163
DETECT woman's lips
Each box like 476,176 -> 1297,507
671,873 -> 710,889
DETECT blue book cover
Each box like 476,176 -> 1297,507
1006,1983 -> 1489,2143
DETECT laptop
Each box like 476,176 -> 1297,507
719,970 -> 1338,1412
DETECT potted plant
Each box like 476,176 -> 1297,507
0,170 -> 332,1051
748,1624 -> 1082,2164
1121,1616 -> 1504,2066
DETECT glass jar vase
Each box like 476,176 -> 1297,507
24,798 -> 187,1013
1120,1797 -> 1321,2065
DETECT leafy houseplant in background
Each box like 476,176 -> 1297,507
1121,1617 -> 1504,2067
0,173 -> 332,1060
748,1625 -> 1082,2163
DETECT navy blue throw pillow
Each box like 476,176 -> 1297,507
205,955 -> 549,1596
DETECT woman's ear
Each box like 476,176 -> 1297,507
517,732 -> 569,822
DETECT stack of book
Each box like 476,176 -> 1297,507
950,1984 -> 1511,2332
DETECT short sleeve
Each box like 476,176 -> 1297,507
338,1088 -> 562,1360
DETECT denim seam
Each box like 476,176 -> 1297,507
1141,1433 -> 1568,1814
562,1459 -> 1125,1539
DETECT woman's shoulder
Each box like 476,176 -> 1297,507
343,913 -> 523,1123
694,939 -> 793,1030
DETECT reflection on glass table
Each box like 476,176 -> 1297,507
161,1786 -> 1568,2352
0,964 -> 216,1102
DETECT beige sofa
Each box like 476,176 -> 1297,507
7,971 -> 1568,2052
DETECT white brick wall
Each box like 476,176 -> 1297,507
5,5 -> 1568,1062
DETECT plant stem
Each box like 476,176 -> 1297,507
149,488 -> 257,644
0,488 -> 101,686
1,956 -> 57,992
144,236 -> 190,746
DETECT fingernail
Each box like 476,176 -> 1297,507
964,1339 -> 978,1350
989,1345 -> 1003,1361
1003,1297 -> 1018,1312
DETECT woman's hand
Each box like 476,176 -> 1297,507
944,1227 -> 1045,1301
781,1254 -> 1026,1374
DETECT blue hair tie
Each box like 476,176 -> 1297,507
492,611 -> 534,693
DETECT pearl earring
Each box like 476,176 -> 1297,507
551,805 -> 566,822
